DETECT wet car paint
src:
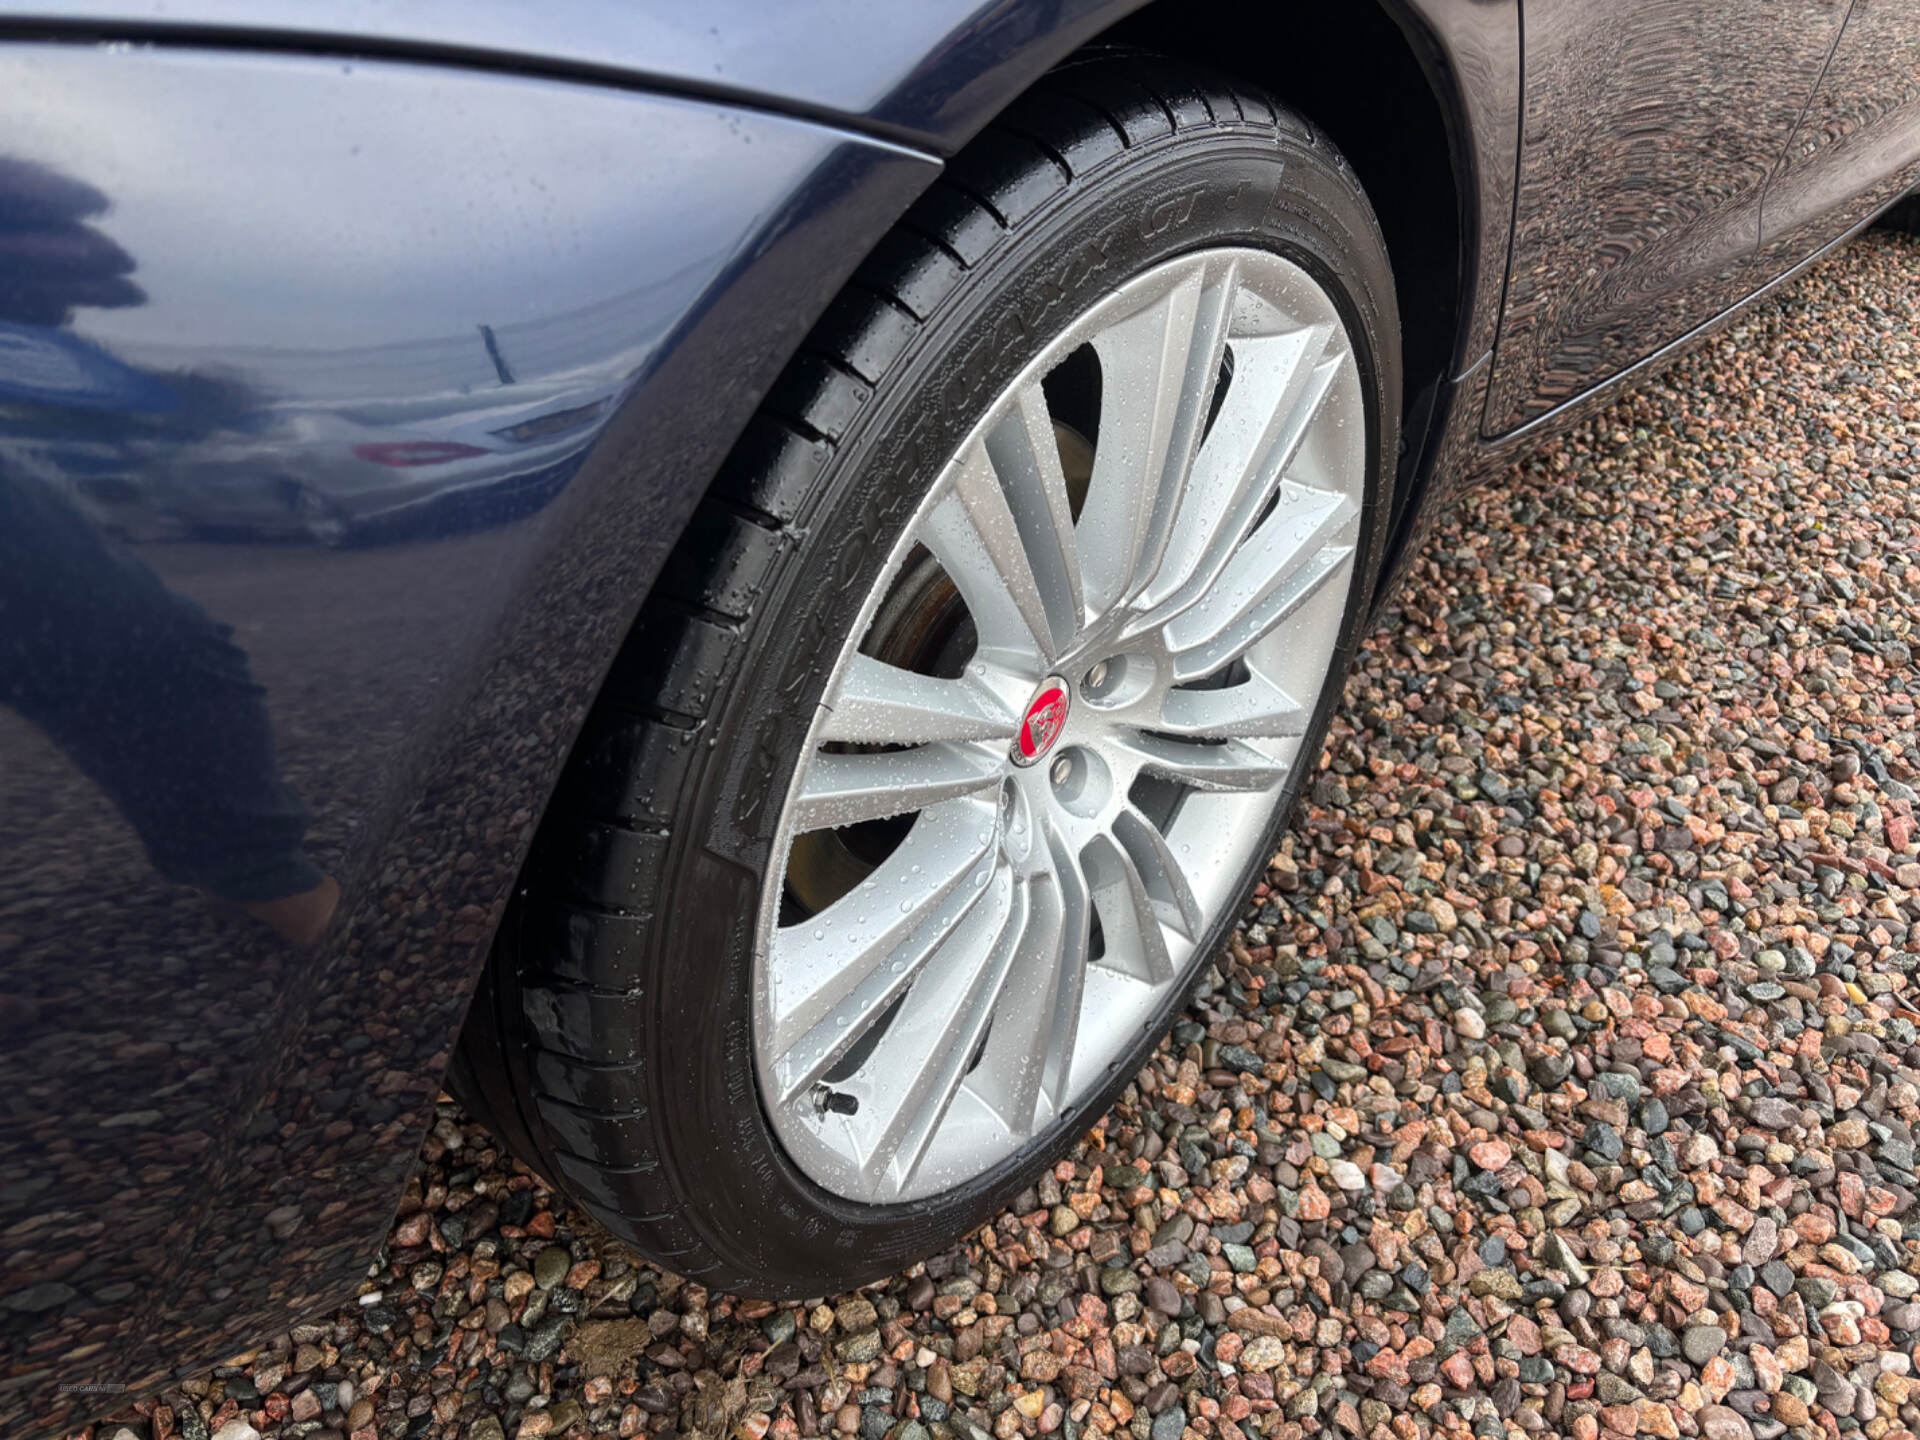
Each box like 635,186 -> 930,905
1482,0 -> 1853,435
0,0 -> 1918,1435
0,0 -> 1148,154
1387,0 -> 1920,598
0,42 -> 934,1436
1758,0 -> 1920,275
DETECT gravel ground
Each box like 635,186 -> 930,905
78,229 -> 1920,1440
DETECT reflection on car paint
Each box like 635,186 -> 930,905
0,172 -> 651,546
0,41 -> 938,1438
1483,0 -> 1851,434
2,0 -> 1917,1429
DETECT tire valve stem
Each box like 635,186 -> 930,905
810,1085 -> 860,1117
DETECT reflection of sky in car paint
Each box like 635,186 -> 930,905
0,48 -> 755,363
98,276 -> 695,406
2,0 -> 934,127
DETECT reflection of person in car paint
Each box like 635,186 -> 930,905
0,158 -> 338,945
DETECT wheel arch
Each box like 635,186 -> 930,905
1098,2 -> 1473,411
613,0 -> 1509,618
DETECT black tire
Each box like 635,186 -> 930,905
457,51 -> 1401,1296
1878,194 -> 1920,235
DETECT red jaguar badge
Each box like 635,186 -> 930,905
1012,678 -> 1070,766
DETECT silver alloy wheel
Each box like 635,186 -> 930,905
754,247 -> 1366,1203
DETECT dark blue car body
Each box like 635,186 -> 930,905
0,2 -> 1915,1433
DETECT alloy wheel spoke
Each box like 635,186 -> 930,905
1080,830 -> 1175,984
819,653 -> 1019,745
1112,804 -> 1204,938
1163,485 -> 1358,680
766,867 -> 997,1104
853,875 -> 1026,1189
1118,261 -> 1240,609
790,741 -> 1004,829
961,865 -> 1070,1139
1079,264 -> 1234,615
1111,730 -> 1291,793
983,384 -> 1085,648
1038,818 -> 1092,1110
764,799 -> 998,1061
1156,668 -> 1309,741
1139,330 -> 1344,613
923,440 -> 1059,664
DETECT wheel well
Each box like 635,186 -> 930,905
1098,0 -> 1469,449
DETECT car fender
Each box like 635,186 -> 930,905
0,39 -> 932,1436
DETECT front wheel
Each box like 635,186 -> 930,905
459,52 -> 1400,1295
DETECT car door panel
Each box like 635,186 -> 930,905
1758,0 -> 1920,274
1483,0 -> 1848,435
0,42 -> 934,1438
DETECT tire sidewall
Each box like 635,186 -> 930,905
645,126 -> 1401,1292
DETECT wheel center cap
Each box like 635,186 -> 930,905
1011,676 -> 1070,767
